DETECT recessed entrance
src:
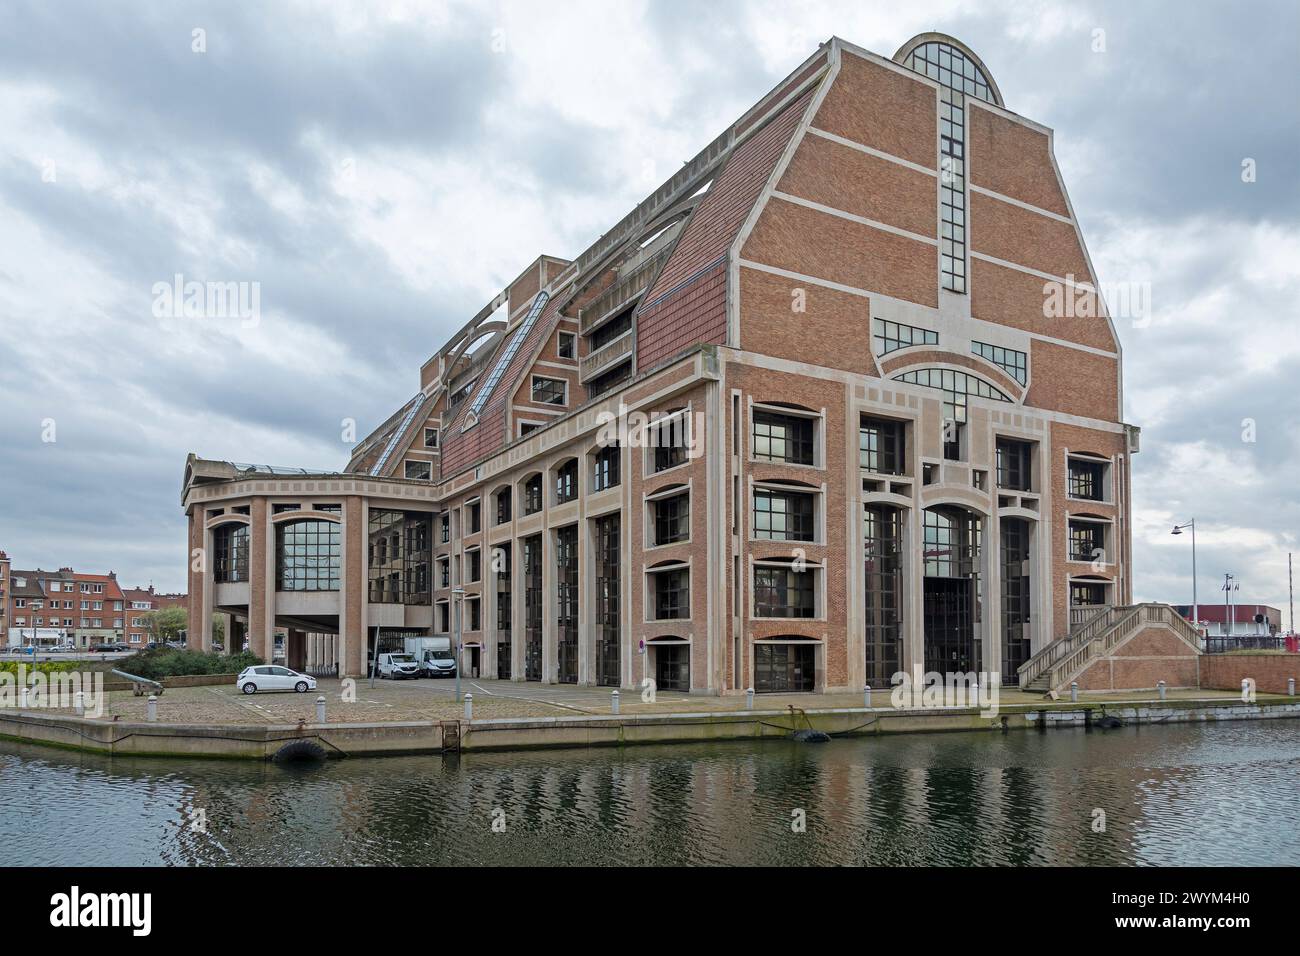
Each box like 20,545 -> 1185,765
654,644 -> 690,692
922,506 -> 981,674
753,642 -> 816,693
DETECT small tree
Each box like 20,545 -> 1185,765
143,607 -> 188,643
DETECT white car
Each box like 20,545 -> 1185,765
237,665 -> 316,695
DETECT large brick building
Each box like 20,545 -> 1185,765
183,34 -> 1171,694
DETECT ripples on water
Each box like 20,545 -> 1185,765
2,721 -> 1297,866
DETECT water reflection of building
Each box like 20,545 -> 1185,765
183,33 -> 1139,695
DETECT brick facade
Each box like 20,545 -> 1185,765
182,34 -> 1144,693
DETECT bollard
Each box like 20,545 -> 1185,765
1156,680 -> 1166,701
864,685 -> 872,709
746,687 -> 755,710
74,691 -> 85,716
464,693 -> 473,721
316,695 -> 326,723
1289,677 -> 1296,697
146,694 -> 157,722
610,690 -> 620,715
1070,681 -> 1078,703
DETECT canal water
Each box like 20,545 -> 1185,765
2,720 -> 1297,866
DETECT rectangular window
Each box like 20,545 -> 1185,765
440,514 -> 449,544
1069,520 -> 1107,563
651,567 -> 690,620
873,318 -> 937,355
555,460 -> 578,504
592,444 -> 620,491
424,427 -> 440,448
524,475 -> 543,515
520,421 -> 541,437
995,439 -> 1033,492
467,549 -> 482,583
1068,458 -> 1107,501
593,514 -> 620,687
752,488 -> 815,541
556,525 -> 578,683
496,489 -> 512,524
467,597 -> 481,632
752,410 -> 814,465
465,500 -> 481,534
753,564 -> 816,618
651,491 -> 690,546
531,376 -> 567,405
652,413 -> 690,472
859,417 -> 905,474
404,460 -> 431,480
557,331 -> 576,359
1071,581 -> 1109,607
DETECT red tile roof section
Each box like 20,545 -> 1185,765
440,294 -> 564,476
635,86 -> 815,372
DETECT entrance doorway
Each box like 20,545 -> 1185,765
467,645 -> 481,679
923,578 -> 976,673
654,644 -> 690,692
753,642 -> 816,693
922,506 -> 982,674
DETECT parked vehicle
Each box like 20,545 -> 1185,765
90,642 -> 129,653
377,652 -> 421,680
236,665 -> 316,695
50,642 -> 76,653
409,637 -> 457,679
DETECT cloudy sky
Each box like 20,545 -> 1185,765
1,0 -> 1297,614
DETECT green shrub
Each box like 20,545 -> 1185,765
119,648 -> 263,681
0,660 -> 82,678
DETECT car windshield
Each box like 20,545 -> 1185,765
390,654 -> 415,663
429,651 -> 453,660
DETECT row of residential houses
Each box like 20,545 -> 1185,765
0,550 -> 187,649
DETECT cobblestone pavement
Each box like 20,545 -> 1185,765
53,676 -> 1261,726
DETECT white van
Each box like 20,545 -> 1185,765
407,636 -> 457,679
377,652 -> 421,680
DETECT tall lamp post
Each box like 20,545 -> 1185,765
452,586 -> 465,703
1170,520 -> 1198,636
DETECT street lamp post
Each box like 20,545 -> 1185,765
452,586 -> 465,703
1170,520 -> 1198,635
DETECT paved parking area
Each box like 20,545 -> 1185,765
55,675 -> 1260,726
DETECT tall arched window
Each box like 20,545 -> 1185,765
902,40 -> 997,293
213,524 -> 249,583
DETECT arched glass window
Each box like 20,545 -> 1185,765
276,520 -> 340,592
903,41 -> 996,294
893,368 -> 1011,424
213,524 -> 249,583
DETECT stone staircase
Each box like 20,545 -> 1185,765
1017,603 -> 1202,695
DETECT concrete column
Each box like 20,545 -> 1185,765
341,496 -> 367,677
287,629 -> 306,672
215,611 -> 232,656
248,499 -> 273,662
984,513 -> 1003,682
904,505 -> 925,678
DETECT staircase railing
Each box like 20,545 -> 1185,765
1018,605 -> 1124,687
1018,603 -> 1202,694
